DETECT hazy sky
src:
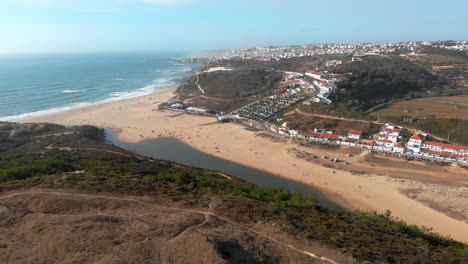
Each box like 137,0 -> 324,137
1,0 -> 467,54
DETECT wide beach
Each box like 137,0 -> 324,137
22,87 -> 468,242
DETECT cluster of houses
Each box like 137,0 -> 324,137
354,124 -> 467,163
269,121 -> 373,148
309,129 -> 374,148
282,71 -> 315,92
405,134 -> 468,162
280,78 -> 313,97
371,125 -> 468,163
373,125 -> 403,152
189,41 -> 433,62
268,121 -> 468,164
304,71 -> 343,105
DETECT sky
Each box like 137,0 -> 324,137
0,0 -> 467,54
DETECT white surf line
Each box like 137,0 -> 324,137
195,73 -> 205,95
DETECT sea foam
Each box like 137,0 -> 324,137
62,90 -> 85,93
0,53 -> 192,122
0,78 -> 179,122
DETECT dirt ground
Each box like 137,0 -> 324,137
0,189 -> 356,264
371,95 -> 468,120
284,111 -> 374,134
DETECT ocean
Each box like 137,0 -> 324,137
0,52 -> 193,121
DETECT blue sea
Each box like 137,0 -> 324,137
0,52 -> 193,121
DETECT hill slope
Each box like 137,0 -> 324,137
0,122 -> 466,263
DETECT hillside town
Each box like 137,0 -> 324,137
189,41 -> 467,62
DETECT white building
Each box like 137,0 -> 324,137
373,140 -> 395,152
313,96 -> 332,105
305,70 -> 324,80
376,125 -> 402,144
348,130 -> 362,140
421,141 -> 468,156
392,142 -> 407,153
407,133 -> 426,153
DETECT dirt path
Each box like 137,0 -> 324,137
198,95 -> 230,101
294,108 -> 384,124
0,190 -> 339,264
195,74 -> 205,95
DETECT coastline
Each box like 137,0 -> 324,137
20,86 -> 468,243
0,83 -> 171,122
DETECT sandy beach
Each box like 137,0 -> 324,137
22,87 -> 468,243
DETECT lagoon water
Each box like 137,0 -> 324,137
0,52 -> 192,121
106,131 -> 342,210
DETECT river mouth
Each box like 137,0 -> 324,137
105,130 -> 343,211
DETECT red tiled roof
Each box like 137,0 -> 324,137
384,128 -> 401,133
310,133 -> 321,138
423,141 -> 468,151
376,140 -> 393,144
394,142 -> 407,148
425,150 -> 468,159
321,133 -> 339,139
410,134 -> 426,141
349,130 -> 362,135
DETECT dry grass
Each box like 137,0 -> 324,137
0,190 -> 340,264
371,95 -> 468,120
284,111 -> 374,134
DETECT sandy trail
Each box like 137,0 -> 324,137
21,87 -> 468,242
195,74 -> 205,95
